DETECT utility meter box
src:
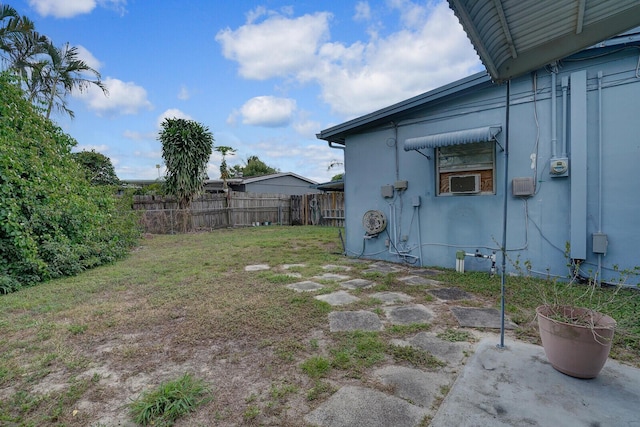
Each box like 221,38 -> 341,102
381,185 -> 394,198
550,157 -> 569,177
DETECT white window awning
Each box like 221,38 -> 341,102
404,126 -> 502,151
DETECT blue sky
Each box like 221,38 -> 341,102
9,0 -> 482,183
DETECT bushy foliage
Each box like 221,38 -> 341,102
73,149 -> 120,186
159,118 -> 213,209
231,155 -> 279,178
0,73 -> 139,293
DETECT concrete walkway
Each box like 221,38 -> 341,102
247,261 -> 640,426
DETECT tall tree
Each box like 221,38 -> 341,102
231,155 -> 279,178
215,145 -> 236,183
32,42 -> 107,119
73,150 -> 120,186
159,118 -> 214,209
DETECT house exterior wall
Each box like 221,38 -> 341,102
342,47 -> 640,283
244,175 -> 321,195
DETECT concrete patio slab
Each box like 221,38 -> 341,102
329,310 -> 383,332
450,307 -> 517,330
304,386 -> 427,427
340,278 -> 375,290
398,276 -> 442,286
286,281 -> 324,292
431,338 -> 640,427
369,291 -> 414,305
384,304 -> 433,325
315,291 -> 360,306
429,287 -> 473,301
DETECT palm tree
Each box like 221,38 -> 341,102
31,41 -> 107,119
0,4 -> 35,66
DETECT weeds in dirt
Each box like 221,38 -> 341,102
387,344 -> 446,369
436,329 -> 475,342
300,356 -> 332,379
128,373 -> 211,426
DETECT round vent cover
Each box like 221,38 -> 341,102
362,210 -> 387,235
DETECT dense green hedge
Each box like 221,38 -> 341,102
0,73 -> 140,293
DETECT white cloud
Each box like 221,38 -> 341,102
75,45 -> 103,71
218,1 -> 480,118
354,1 -> 371,22
216,11 -> 331,80
123,130 -> 156,141
75,77 -> 152,116
156,108 -> 193,129
239,96 -> 296,127
29,0 -> 95,18
177,85 -> 190,100
28,0 -> 126,18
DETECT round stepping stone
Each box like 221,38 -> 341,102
329,310 -> 383,332
369,291 -> 414,305
244,264 -> 270,271
340,278 -> 374,290
384,304 -> 432,325
286,281 -> 324,292
315,291 -> 360,306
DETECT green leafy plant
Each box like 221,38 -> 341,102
128,373 -> 211,426
159,118 -> 214,210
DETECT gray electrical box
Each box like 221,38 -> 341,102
592,233 -> 608,254
412,196 -> 421,207
381,185 -> 394,198
394,180 -> 408,190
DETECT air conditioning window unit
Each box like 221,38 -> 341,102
449,174 -> 480,194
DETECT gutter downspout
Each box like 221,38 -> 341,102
551,64 -> 558,158
597,71 -> 603,281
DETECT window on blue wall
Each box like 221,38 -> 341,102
436,141 -> 495,196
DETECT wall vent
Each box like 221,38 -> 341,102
512,177 -> 535,197
449,174 -> 480,194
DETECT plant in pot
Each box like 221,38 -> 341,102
534,252 -> 634,379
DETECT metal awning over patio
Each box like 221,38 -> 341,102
403,125 -> 502,151
447,0 -> 640,83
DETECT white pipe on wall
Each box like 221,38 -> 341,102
551,65 -> 558,158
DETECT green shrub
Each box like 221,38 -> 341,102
0,73 -> 140,292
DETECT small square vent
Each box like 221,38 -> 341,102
512,177 -> 535,197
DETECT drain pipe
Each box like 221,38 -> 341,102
561,76 -> 569,157
551,64 -> 558,158
597,71 -> 604,281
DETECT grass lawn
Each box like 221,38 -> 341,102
1,226 -> 638,426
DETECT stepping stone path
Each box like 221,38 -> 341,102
246,261 -> 520,426
340,278 -> 374,290
286,281 -> 324,292
384,304 -> 433,325
315,291 -> 360,306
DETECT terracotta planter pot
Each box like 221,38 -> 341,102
536,305 -> 616,379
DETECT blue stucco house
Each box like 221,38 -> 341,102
317,31 -> 640,285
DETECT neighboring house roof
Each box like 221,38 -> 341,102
447,0 -> 640,82
240,172 -> 317,185
315,179 -> 344,192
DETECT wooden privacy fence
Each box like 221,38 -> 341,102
133,191 -> 344,233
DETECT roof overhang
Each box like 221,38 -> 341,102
448,0 -> 640,83
404,126 -> 502,151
